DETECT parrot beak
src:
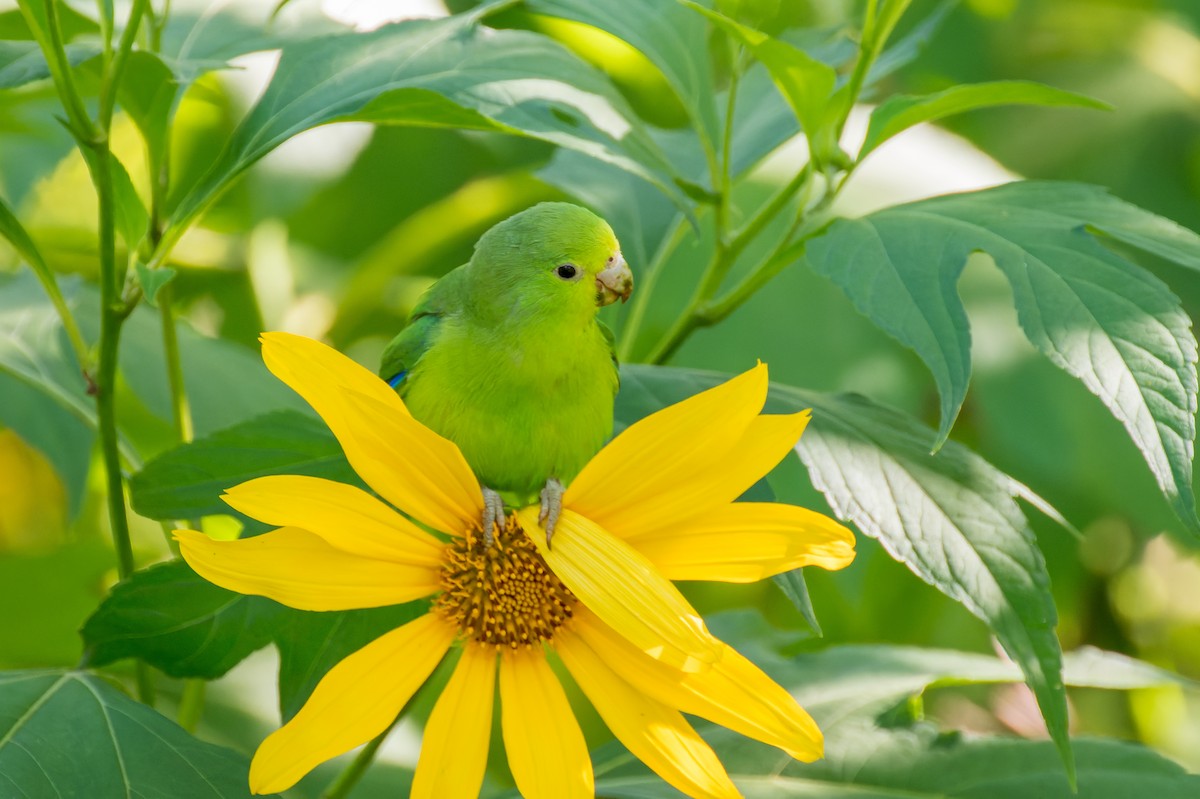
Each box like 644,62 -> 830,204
596,254 -> 633,306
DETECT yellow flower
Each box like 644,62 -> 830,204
176,332 -> 856,798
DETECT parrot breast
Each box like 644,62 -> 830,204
400,315 -> 618,501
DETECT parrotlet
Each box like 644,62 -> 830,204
379,202 -> 633,545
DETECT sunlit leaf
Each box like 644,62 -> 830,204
0,670 -> 269,797
806,181 -> 1200,536
170,5 -> 687,235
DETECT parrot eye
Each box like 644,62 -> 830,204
555,264 -> 579,280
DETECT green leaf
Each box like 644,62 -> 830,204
108,153 -> 149,252
170,7 -> 686,234
526,0 -> 721,152
616,363 -> 1073,780
684,3 -> 837,144
81,559 -> 280,679
0,271 -> 308,510
79,558 -> 425,721
130,410 -> 356,522
806,181 -> 1200,535
594,726 -> 1200,799
0,272 -> 97,515
119,51 -> 178,186
860,81 -> 1109,159
0,670 -> 270,797
772,569 -> 822,637
135,263 -> 177,305
767,640 -> 1192,723
0,40 -> 99,89
866,0 -> 955,85
590,628 -> 1196,798
275,603 -> 427,721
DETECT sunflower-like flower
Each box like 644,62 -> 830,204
176,333 -> 855,798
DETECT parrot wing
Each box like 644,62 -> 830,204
599,319 -> 620,390
379,264 -> 466,390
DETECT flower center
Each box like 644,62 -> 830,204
434,515 -> 577,647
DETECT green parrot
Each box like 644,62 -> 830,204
379,202 -> 633,545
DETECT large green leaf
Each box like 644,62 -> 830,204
616,363 -> 1073,779
78,557 -> 425,722
81,559 -> 281,679
129,410 -> 356,522
0,670 -> 268,797
274,603 -> 427,721
169,5 -> 686,235
860,81 -> 1109,159
805,181 -> 1200,535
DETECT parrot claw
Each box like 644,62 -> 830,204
481,487 -> 506,546
538,478 -> 565,549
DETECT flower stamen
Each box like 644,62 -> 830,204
436,515 -> 577,647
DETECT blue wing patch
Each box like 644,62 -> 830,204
387,370 -> 407,389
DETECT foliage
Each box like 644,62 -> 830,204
1,0 -> 1198,796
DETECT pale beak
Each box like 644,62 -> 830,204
596,253 -> 633,306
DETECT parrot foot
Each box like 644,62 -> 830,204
538,478 -> 565,549
481,487 -> 506,546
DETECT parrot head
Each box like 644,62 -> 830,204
468,202 -> 633,320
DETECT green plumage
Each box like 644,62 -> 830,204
380,203 -> 626,501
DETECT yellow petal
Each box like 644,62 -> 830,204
250,613 -> 455,793
575,610 -> 823,762
260,332 -> 482,534
516,507 -> 720,673
499,646 -> 593,799
175,527 -> 439,611
596,411 -> 811,539
222,475 -> 444,567
411,644 -> 496,799
557,628 -> 743,799
260,330 -> 410,416
565,364 -> 767,526
630,502 -> 855,582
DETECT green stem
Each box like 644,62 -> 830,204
643,165 -> 815,365
98,0 -> 149,130
22,0 -> 99,144
320,720 -> 398,799
158,288 -> 192,445
91,147 -> 135,579
177,678 -> 205,732
616,216 -> 689,361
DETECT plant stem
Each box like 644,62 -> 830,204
99,0 -> 149,131
616,216 -> 689,361
643,165 -> 815,365
177,678 -> 205,732
320,720 -> 398,799
29,0 -> 99,144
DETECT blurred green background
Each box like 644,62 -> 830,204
2,0 -> 1199,789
